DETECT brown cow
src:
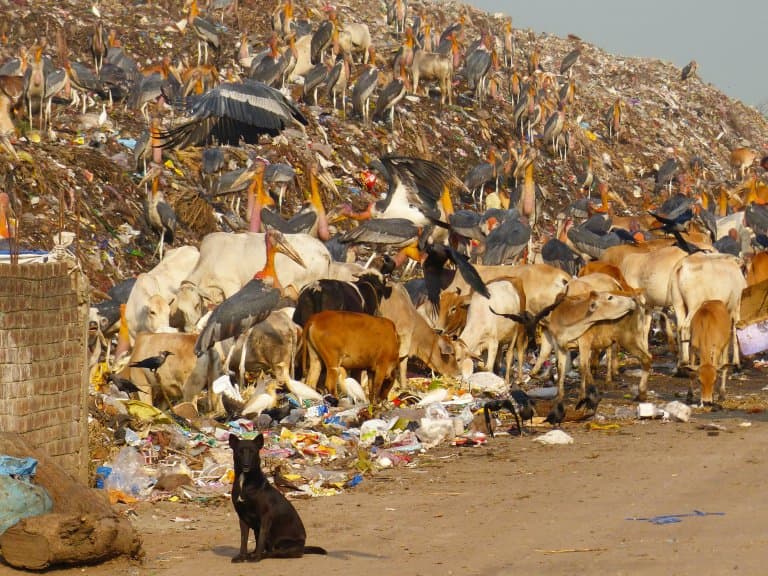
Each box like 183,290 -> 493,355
129,332 -> 219,408
577,261 -> 632,291
566,272 -> 623,297
746,252 -> 768,286
576,290 -> 652,401
689,300 -> 732,405
536,291 -> 637,399
303,311 -> 400,403
224,309 -> 299,386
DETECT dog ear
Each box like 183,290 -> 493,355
229,434 -> 239,450
254,433 -> 264,451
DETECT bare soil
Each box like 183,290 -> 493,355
5,362 -> 768,576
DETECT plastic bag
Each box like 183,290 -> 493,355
424,402 -> 451,420
0,475 -> 52,535
416,417 -> 456,448
104,447 -> 153,496
0,456 -> 38,478
359,419 -> 390,446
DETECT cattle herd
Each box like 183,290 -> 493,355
90,229 -> 758,416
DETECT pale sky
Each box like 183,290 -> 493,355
469,0 -> 767,109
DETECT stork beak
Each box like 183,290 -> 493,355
329,211 -> 348,224
231,167 -> 255,190
274,234 -> 306,268
138,165 -> 163,187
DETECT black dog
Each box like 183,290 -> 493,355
229,434 -> 327,562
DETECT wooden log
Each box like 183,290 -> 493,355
0,432 -> 143,569
0,432 -> 109,516
0,513 -> 142,570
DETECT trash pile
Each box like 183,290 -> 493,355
0,0 -> 766,291
90,364 -> 736,504
88,377 -> 505,503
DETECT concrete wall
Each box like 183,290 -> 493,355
0,262 -> 89,482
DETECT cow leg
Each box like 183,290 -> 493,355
731,322 -> 740,369
660,310 -> 677,353
398,356 -> 408,388
325,366 -> 339,397
305,345 -> 322,390
515,328 -> 526,384
717,366 -> 728,401
635,351 -> 652,402
503,340 -> 515,385
611,342 -> 620,379
530,332 -> 554,378
485,341 -> 499,374
678,313 -> 694,368
370,370 -> 385,404
578,339 -> 593,397
555,344 -> 569,400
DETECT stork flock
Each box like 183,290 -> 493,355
2,0 -> 768,414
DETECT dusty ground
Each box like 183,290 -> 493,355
8,359 -> 766,576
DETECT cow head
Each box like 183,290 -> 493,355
170,281 -> 219,333
697,364 -> 717,405
146,294 -> 171,333
584,291 -> 636,321
423,333 -> 462,377
436,289 -> 471,335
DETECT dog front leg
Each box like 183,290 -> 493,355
251,517 -> 272,562
232,518 -> 250,563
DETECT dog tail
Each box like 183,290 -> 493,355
303,545 -> 327,555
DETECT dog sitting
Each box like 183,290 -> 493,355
229,434 -> 327,562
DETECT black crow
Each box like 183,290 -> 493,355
128,350 -> 174,374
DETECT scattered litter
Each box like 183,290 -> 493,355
664,401 -> 692,423
637,403 -> 663,419
533,430 -> 574,445
627,510 -> 725,525
588,422 -> 621,431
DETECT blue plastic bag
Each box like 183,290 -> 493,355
0,475 -> 53,534
0,456 -> 38,478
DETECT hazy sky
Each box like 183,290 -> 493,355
469,0 -> 766,108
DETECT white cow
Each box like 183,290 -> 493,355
182,231 -> 332,304
124,245 -> 200,339
669,252 -> 746,369
457,278 -> 528,384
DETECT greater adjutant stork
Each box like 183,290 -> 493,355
310,6 -> 337,65
186,0 -> 221,65
157,79 -> 307,148
262,163 -> 330,240
372,62 -> 408,129
351,46 -> 379,122
680,59 -> 697,81
344,155 -> 457,229
140,168 -> 177,259
194,229 -> 305,358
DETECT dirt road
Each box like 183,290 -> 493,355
26,382 -> 768,576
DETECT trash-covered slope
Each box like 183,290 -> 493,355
1,0 -> 766,291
